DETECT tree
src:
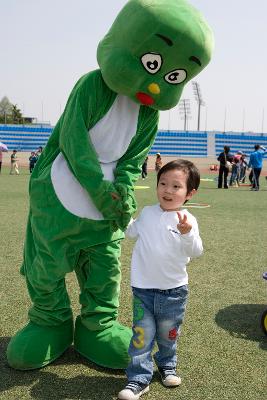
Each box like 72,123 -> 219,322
0,97 -> 27,124
11,104 -> 23,124
0,96 -> 13,123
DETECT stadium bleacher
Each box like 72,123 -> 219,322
0,124 -> 52,151
150,130 -> 267,157
0,125 -> 266,157
215,132 -> 267,156
150,131 -> 207,157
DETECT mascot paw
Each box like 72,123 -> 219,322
74,316 -> 131,369
7,319 -> 73,370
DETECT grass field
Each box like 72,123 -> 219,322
0,165 -> 266,400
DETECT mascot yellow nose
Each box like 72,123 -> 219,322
148,83 -> 160,94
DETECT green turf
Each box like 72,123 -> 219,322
0,166 -> 266,400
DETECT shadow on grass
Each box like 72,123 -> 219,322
215,304 -> 267,350
0,337 -> 125,399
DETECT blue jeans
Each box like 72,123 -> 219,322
229,164 -> 240,185
126,285 -> 188,385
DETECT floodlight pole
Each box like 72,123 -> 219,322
41,101 -> 44,123
178,99 -> 191,131
223,107 -> 227,133
168,110 -> 171,132
197,101 -> 201,131
183,100 -> 187,131
192,81 -> 205,131
242,108 -> 245,132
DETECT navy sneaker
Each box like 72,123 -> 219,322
118,381 -> 149,400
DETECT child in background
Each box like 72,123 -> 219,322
29,152 -> 38,173
239,153 -> 248,184
118,159 -> 203,400
10,150 -> 19,175
35,146 -> 43,160
141,156 -> 148,179
155,153 -> 162,172
229,152 -> 242,187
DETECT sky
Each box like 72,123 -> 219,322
1,0 -> 267,133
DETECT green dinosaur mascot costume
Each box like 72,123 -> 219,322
7,0 -> 213,370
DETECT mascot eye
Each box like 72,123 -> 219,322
164,69 -> 187,84
141,53 -> 162,74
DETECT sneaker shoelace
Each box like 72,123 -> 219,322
125,381 -> 145,394
160,367 -> 177,377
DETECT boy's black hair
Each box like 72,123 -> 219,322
254,144 -> 260,150
157,159 -> 200,194
224,145 -> 230,153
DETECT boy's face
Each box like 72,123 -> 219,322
157,169 -> 195,211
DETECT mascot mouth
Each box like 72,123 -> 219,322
136,92 -> 154,106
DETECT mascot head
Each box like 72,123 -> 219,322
97,0 -> 214,111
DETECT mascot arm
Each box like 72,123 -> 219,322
112,107 -> 159,230
58,74 -> 122,220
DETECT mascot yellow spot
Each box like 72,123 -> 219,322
148,83 -> 160,94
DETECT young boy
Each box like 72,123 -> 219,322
118,159 -> 203,400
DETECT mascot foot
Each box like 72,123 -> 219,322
74,316 -> 132,369
7,319 -> 73,370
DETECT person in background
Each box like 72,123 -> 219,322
118,159 -> 203,400
0,150 -> 2,174
239,152 -> 248,184
10,150 -> 19,175
229,151 -> 242,187
248,144 -> 267,191
217,145 -> 233,189
248,169 -> 254,186
141,156 -> 148,180
35,146 -> 43,160
155,153 -> 162,173
29,152 -> 38,174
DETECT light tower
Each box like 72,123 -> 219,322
179,99 -> 191,131
192,81 -> 205,131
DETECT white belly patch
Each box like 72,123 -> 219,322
51,95 -> 140,219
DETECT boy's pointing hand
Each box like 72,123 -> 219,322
177,211 -> 192,235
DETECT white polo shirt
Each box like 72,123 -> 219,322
126,204 -> 203,290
